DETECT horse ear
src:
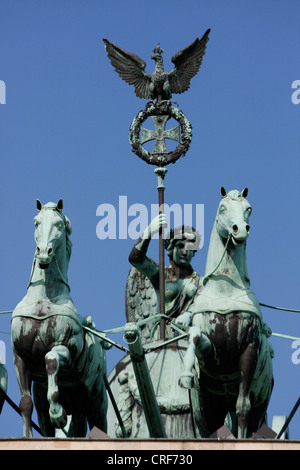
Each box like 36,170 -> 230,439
220,187 -> 227,198
36,199 -> 43,211
56,199 -> 63,211
241,188 -> 248,198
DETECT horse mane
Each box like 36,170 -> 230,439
61,211 -> 72,267
224,190 -> 244,200
65,234 -> 72,266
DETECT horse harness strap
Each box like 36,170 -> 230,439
53,254 -> 70,290
12,310 -> 83,330
202,233 -> 231,284
27,253 -> 70,291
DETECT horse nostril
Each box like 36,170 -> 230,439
47,247 -> 53,256
36,247 -> 40,254
246,225 -> 250,233
232,224 -> 238,233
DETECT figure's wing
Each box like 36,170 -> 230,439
125,267 -> 158,343
168,29 -> 210,94
103,39 -> 152,99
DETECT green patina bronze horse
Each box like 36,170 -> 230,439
11,200 -> 108,437
178,188 -> 274,438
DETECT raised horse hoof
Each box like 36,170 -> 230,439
49,404 -> 68,429
178,373 -> 194,389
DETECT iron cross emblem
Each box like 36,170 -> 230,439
140,115 -> 180,154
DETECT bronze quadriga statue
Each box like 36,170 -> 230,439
0,27 -> 286,441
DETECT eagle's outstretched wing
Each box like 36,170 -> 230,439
168,29 -> 210,95
103,39 -> 152,99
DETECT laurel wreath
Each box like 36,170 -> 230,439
129,102 -> 192,166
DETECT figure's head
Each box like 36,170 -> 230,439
164,226 -> 200,267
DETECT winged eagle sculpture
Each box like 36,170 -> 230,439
103,29 -> 210,102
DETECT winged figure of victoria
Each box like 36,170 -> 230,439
103,29 -> 210,102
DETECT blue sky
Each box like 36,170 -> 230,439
0,1 -> 299,438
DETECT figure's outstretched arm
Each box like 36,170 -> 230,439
128,214 -> 167,288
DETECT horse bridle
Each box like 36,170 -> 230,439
27,252 -> 70,291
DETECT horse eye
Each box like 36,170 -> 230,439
219,204 -> 226,214
244,207 -> 252,218
34,219 -> 39,227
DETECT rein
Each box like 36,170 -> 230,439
202,232 -> 231,285
53,254 -> 70,290
27,253 -> 37,289
27,252 -> 70,291
12,309 -> 83,329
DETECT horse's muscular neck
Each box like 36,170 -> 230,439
205,221 -> 249,292
27,242 -> 70,300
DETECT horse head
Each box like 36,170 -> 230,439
217,187 -> 252,246
34,199 -> 72,269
